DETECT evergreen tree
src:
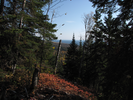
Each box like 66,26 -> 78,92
101,16 -> 133,100
88,0 -> 133,99
63,34 -> 78,81
77,37 -> 83,79
0,0 -> 57,72
83,9 -> 106,89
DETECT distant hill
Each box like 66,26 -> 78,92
52,42 -> 80,51
52,42 -> 70,48
52,42 -> 70,51
52,40 -> 85,45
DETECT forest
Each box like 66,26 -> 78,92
0,0 -> 133,100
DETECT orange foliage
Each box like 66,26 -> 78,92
38,73 -> 96,100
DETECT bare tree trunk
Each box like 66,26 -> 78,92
12,0 -> 17,75
12,63 -> 16,74
51,10 -> 55,23
83,12 -> 94,41
55,39 -> 62,74
19,0 -> 26,29
31,67 -> 39,90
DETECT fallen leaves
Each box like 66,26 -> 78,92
37,73 -> 96,100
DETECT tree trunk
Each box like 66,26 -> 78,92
55,39 -> 62,74
19,0 -> 26,29
12,63 -> 16,74
31,67 -> 39,90
11,0 -> 17,75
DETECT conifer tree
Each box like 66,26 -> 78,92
0,0 -> 57,71
88,0 -> 133,99
63,34 -> 78,81
78,37 -> 83,79
83,9 -> 103,88
101,13 -> 133,100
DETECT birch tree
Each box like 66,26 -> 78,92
83,12 -> 94,41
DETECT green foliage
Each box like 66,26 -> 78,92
0,0 -> 58,95
0,0 -> 57,68
63,34 -> 80,81
85,0 -> 133,100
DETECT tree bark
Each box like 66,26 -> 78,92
31,67 -> 39,90
19,0 -> 26,29
55,39 -> 62,74
12,63 -> 16,74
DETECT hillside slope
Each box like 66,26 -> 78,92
0,71 -> 97,100
33,73 -> 96,100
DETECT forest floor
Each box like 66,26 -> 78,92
0,68 -> 97,100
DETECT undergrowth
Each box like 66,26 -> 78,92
0,67 -> 97,100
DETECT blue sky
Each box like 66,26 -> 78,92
48,0 -> 96,40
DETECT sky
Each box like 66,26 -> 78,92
47,0 -> 96,40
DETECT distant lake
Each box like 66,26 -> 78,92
52,40 -> 85,45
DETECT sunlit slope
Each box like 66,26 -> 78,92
36,73 -> 96,100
